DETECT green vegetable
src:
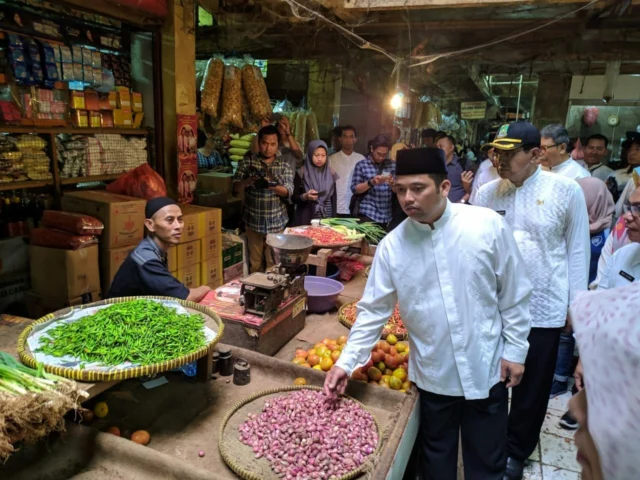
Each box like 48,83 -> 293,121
0,352 -> 88,461
229,147 -> 248,156
36,300 -> 207,367
230,139 -> 252,149
321,218 -> 387,245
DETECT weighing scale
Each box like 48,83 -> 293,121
239,234 -> 313,317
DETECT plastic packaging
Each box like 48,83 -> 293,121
106,163 -> 167,200
30,227 -> 98,250
241,64 -> 272,120
305,110 -> 319,142
201,58 -> 224,118
42,210 -> 104,236
219,65 -> 243,129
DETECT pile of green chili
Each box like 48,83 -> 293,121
36,300 -> 207,367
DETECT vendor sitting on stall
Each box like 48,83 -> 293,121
107,197 -> 211,303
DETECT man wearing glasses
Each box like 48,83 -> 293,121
475,121 -> 590,480
350,134 -> 395,228
597,184 -> 640,289
539,124 -> 590,181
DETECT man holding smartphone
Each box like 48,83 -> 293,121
350,134 -> 396,228
233,125 -> 294,273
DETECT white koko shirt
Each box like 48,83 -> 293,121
549,157 -> 590,181
335,201 -> 533,400
597,242 -> 640,290
329,150 -> 365,214
475,167 -> 590,328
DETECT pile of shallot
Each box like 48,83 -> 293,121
238,390 -> 378,479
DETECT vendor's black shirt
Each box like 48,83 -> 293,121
107,237 -> 189,300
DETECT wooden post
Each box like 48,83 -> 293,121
161,0 -> 197,198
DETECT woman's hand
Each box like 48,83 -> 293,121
304,189 -> 318,201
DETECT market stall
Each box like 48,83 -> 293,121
0,264 -> 419,480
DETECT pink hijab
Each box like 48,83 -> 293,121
571,282 -> 640,480
576,177 -> 614,234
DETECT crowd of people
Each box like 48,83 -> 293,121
227,116 -> 640,479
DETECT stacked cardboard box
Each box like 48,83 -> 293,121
169,204 -> 223,290
222,240 -> 244,283
61,191 -> 145,295
28,244 -> 101,318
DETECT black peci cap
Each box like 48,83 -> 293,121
396,147 -> 447,176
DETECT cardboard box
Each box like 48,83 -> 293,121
61,191 -> 145,249
100,245 -> 135,294
26,291 -> 101,319
201,259 -> 223,288
223,262 -> 243,283
167,246 -> 177,272
176,239 -> 201,269
176,264 -> 200,289
30,245 -> 100,299
222,241 -> 243,269
197,172 -> 234,194
200,233 -> 222,262
179,204 -> 222,239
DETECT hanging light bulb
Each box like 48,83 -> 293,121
390,91 -> 404,109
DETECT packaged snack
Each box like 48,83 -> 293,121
30,227 -> 99,250
60,46 -> 73,63
72,46 -> 83,63
41,210 -> 104,235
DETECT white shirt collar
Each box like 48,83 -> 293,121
551,158 -> 575,172
409,200 -> 452,232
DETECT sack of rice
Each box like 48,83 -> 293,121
201,58 -> 224,118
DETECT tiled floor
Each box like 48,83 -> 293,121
524,391 -> 580,479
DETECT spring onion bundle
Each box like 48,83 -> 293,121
321,218 -> 387,245
0,352 -> 88,460
36,299 -> 207,367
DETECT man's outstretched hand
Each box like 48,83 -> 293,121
501,359 -> 525,388
323,366 -> 349,404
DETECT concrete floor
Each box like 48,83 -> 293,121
523,391 -> 580,480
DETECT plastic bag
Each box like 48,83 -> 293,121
306,110 -> 319,142
219,65 -> 243,129
201,58 -> 224,118
42,210 -> 104,235
583,107 -> 599,127
412,102 -> 424,129
30,227 -> 98,250
295,112 -> 307,150
106,163 -> 167,200
241,64 -> 272,120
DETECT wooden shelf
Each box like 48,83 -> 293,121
0,180 -> 53,192
60,174 -> 121,185
0,126 -> 148,136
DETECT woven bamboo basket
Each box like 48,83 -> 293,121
218,385 -> 381,480
338,301 -> 408,341
17,296 -> 224,382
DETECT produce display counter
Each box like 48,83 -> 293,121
1,270 -> 420,479
2,344 -> 418,480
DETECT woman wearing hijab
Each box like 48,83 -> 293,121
568,282 -> 640,480
550,178 -> 614,409
291,140 -> 337,226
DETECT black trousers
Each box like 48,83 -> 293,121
507,327 -> 562,461
417,382 -> 508,480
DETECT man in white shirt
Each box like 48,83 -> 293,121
539,124 -> 590,180
583,134 -> 613,182
324,147 -> 533,480
470,147 -> 500,204
475,121 -> 590,480
598,185 -> 640,289
329,125 -> 365,216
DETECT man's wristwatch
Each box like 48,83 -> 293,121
367,179 -> 374,188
